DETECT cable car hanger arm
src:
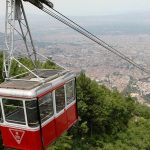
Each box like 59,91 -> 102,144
23,0 -> 53,9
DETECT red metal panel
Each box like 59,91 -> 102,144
66,103 -> 78,128
42,119 -> 57,148
1,126 -> 42,150
1,106 -> 78,150
55,111 -> 68,137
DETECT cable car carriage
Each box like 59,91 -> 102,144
0,69 -> 78,150
0,0 -> 78,149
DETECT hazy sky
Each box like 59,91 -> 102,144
0,0 -> 150,17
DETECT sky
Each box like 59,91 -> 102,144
0,0 -> 150,17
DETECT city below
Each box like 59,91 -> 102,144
1,13 -> 150,104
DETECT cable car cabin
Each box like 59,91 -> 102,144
0,69 -> 78,150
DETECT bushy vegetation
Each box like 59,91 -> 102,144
0,53 -> 60,81
1,53 -> 150,149
49,72 -> 150,150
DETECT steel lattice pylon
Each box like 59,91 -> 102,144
4,0 -> 37,79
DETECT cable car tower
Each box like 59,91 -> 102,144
4,0 -> 37,79
0,0 -> 78,149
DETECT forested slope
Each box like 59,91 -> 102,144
0,53 -> 150,149
49,73 -> 150,150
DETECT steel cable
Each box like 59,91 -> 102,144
41,7 -> 150,75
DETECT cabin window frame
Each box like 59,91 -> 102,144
38,92 -> 54,125
65,79 -> 76,106
25,100 -> 39,128
54,85 -> 66,115
25,93 -> 55,128
0,98 -> 4,123
2,98 -> 27,126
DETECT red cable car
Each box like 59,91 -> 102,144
1,0 -> 78,149
0,69 -> 78,150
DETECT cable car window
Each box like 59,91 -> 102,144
26,100 -> 38,127
66,80 -> 75,105
0,103 -> 3,123
3,99 -> 25,125
55,86 -> 65,113
39,93 -> 54,123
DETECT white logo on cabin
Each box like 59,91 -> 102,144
9,129 -> 25,144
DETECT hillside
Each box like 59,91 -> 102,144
48,73 -> 150,150
1,15 -> 150,104
0,55 -> 150,149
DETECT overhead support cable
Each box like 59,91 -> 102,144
41,7 -> 150,76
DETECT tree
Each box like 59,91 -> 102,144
69,72 -> 135,143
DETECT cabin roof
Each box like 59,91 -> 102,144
0,69 -> 64,90
0,80 -> 41,90
0,69 -> 75,99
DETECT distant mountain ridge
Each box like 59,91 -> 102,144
1,12 -> 150,35
24,12 -> 150,36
